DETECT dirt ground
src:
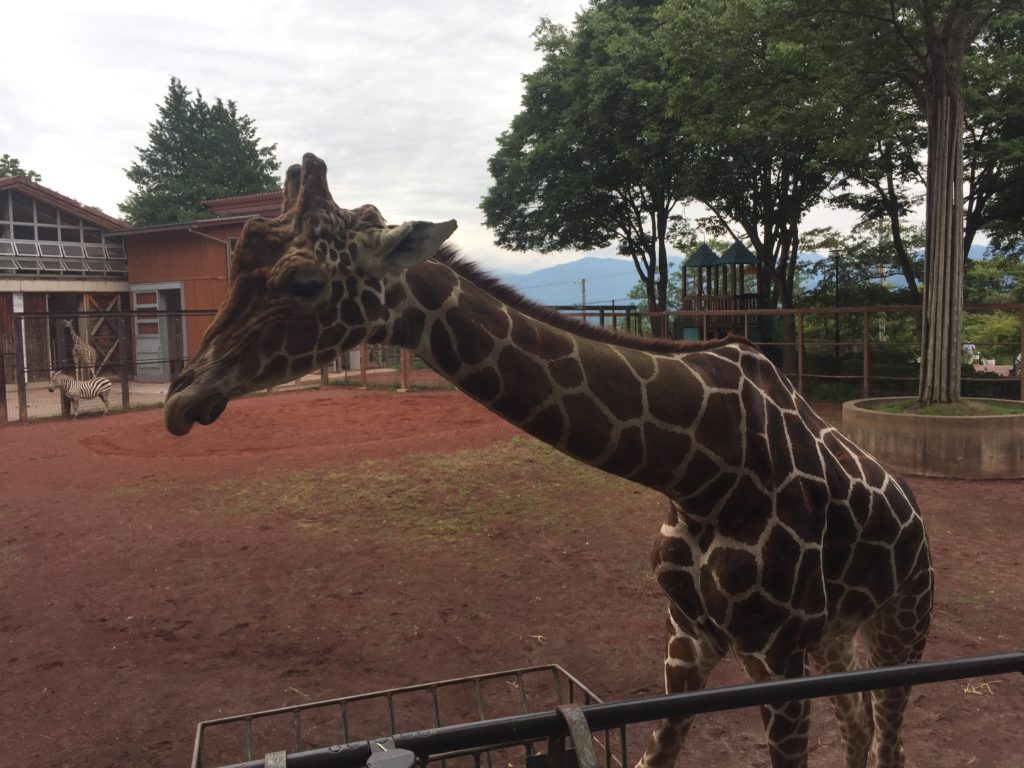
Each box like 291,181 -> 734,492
0,387 -> 1021,768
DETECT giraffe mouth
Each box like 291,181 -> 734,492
164,384 -> 230,436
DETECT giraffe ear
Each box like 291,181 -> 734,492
382,220 -> 458,268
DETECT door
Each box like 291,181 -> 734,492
132,284 -> 184,382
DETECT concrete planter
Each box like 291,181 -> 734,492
842,398 -> 1024,479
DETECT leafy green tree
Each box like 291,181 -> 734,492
0,154 -> 41,182
658,0 -> 857,316
820,0 -> 1022,404
120,77 -> 280,225
964,248 -> 1024,304
482,3 -> 693,336
964,11 -> 1024,252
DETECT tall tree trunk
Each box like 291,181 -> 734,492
919,90 -> 966,404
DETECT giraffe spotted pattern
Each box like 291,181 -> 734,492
164,154 -> 933,768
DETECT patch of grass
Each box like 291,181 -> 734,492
192,438 -> 653,543
868,398 -> 1024,416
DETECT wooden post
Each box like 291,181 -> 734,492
14,314 -> 28,423
359,343 -> 369,389
398,348 -> 412,392
55,318 -> 71,418
797,312 -> 805,396
862,310 -> 870,399
117,315 -> 130,410
1019,306 -> 1023,401
320,364 -> 329,388
0,333 -> 8,425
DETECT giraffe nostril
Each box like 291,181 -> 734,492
168,368 -> 196,398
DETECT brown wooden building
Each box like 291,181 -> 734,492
0,176 -> 129,382
111,191 -> 282,381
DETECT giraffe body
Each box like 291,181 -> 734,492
164,155 -> 932,768
62,319 -> 99,379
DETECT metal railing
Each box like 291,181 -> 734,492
196,652 -> 1024,768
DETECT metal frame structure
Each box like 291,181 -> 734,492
194,652 -> 1024,768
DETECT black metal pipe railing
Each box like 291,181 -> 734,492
224,651 -> 1024,768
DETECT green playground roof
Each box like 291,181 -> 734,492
682,243 -> 719,267
720,240 -> 757,265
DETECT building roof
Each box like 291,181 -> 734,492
107,214 -> 256,238
683,243 -> 720,268
0,176 -> 127,230
201,190 -> 283,218
720,240 -> 757,265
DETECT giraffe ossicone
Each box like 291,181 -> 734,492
164,154 -> 933,768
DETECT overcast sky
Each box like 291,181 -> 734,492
3,0 -> 869,274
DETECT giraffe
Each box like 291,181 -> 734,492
164,154 -> 933,768
62,319 -> 99,379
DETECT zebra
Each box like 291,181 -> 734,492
48,371 -> 113,419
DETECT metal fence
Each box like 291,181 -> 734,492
193,652 -> 1024,768
0,309 -> 451,425
4,302 -> 1021,424
566,302 -> 1024,402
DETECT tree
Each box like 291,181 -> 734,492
0,154 -> 41,182
482,3 -> 692,336
822,0 -> 1022,405
120,77 -> 280,225
963,10 -> 1024,253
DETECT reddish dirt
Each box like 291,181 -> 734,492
0,388 -> 1021,768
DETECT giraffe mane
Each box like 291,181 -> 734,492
433,246 -> 755,355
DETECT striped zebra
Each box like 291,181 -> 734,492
48,371 -> 113,419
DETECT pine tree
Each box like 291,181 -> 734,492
120,77 -> 280,225
0,154 -> 41,182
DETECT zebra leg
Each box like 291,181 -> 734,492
71,398 -> 79,419
100,391 -> 110,415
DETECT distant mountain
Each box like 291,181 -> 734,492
489,256 -> 683,306
483,244 -> 994,306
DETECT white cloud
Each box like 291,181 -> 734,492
3,1 -> 917,274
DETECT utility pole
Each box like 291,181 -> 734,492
578,278 -> 587,306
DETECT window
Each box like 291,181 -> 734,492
15,242 -> 38,255
62,244 -> 84,257
39,243 -> 62,256
38,226 -> 59,241
13,225 -> 34,239
60,227 -> 81,242
36,202 -> 58,225
11,192 -> 33,222
60,211 -> 80,227
83,228 -> 102,243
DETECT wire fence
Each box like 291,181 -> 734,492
3,302 -> 1021,424
564,302 -> 1024,402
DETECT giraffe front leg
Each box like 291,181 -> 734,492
737,651 -> 811,768
635,604 -> 724,768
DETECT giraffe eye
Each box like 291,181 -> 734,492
286,277 -> 325,299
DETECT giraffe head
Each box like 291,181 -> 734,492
163,153 -> 457,436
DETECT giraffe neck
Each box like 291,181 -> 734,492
381,257 -> 729,495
